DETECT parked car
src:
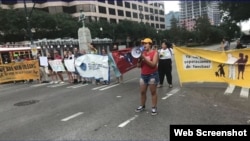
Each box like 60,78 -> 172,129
240,35 -> 250,46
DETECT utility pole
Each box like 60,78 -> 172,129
24,0 -> 36,57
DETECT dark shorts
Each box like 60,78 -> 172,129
140,71 -> 159,85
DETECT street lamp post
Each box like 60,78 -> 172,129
24,0 -> 36,57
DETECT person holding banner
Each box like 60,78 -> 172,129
157,41 -> 173,88
135,38 -> 159,116
111,43 -> 124,83
88,43 -> 100,85
101,48 -> 110,85
54,50 -> 65,84
63,50 -> 74,83
47,53 -> 59,84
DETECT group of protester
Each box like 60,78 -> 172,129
39,43 -> 123,85
221,37 -> 247,51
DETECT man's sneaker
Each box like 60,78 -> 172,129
157,84 -> 162,88
151,107 -> 158,116
135,105 -> 145,112
169,84 -> 173,88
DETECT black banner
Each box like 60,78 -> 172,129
170,125 -> 250,141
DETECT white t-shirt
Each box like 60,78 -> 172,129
158,48 -> 173,59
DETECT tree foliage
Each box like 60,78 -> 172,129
219,2 -> 250,22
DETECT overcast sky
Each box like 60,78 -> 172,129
164,1 -> 180,14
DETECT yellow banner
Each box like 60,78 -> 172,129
174,47 -> 250,88
0,60 -> 40,83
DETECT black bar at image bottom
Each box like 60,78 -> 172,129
170,125 -> 250,141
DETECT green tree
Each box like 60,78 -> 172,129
219,16 -> 241,40
0,8 -> 27,42
219,2 -> 250,22
169,15 -> 180,43
194,16 -> 212,43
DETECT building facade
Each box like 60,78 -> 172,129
0,0 -> 165,30
179,0 -> 221,31
165,11 -> 180,30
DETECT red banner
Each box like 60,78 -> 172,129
111,48 -> 138,74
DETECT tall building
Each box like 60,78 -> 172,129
165,11 -> 180,29
0,0 -> 165,30
179,0 -> 221,31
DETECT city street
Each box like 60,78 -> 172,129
0,43 -> 250,140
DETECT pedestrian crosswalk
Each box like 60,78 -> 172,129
1,81 -> 250,99
28,81 -> 122,91
223,84 -> 250,98
29,82 -> 250,98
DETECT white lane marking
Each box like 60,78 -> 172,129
67,84 -> 82,88
224,84 -> 235,95
71,84 -> 88,89
124,78 -> 138,83
162,88 -> 180,100
118,115 -> 138,128
99,84 -> 120,91
47,83 -> 68,88
61,112 -> 83,121
116,96 -> 122,98
92,85 -> 108,90
162,94 -> 173,100
240,87 -> 249,98
169,88 -> 180,94
92,78 -> 137,90
30,83 -> 50,87
67,84 -> 88,89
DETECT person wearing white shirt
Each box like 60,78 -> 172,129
157,41 -> 174,88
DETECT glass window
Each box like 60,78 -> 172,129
100,17 -> 107,21
63,6 -> 76,14
154,9 -> 158,14
126,11 -> 131,17
118,10 -> 124,16
133,12 -> 138,19
1,0 -> 17,4
117,1 -> 123,7
132,4 -> 137,10
160,24 -> 165,29
160,17 -> 165,22
108,1 -> 114,5
99,6 -> 106,14
110,19 -> 117,24
144,7 -> 148,12
97,0 -> 105,3
109,8 -> 116,15
125,2 -> 130,8
150,8 -> 153,13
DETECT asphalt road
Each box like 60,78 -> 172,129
0,43 -> 250,140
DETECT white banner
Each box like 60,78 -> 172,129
39,56 -> 48,67
75,54 -> 109,80
48,60 -> 65,72
64,59 -> 75,72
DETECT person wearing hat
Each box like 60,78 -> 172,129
157,41 -> 173,88
135,37 -> 159,116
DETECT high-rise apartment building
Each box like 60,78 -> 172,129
179,0 -> 221,31
0,0 -> 165,30
165,11 -> 180,29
